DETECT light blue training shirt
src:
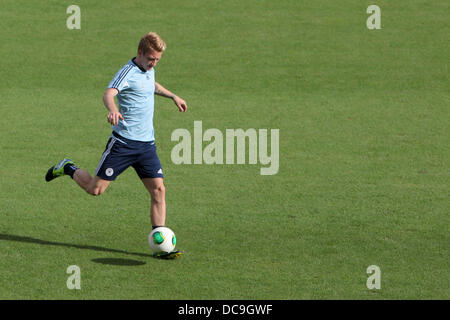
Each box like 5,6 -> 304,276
107,57 -> 155,142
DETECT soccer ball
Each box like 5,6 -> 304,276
148,227 -> 176,253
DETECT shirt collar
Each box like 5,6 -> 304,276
131,57 -> 147,72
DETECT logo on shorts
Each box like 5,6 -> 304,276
105,168 -> 114,177
157,168 -> 163,174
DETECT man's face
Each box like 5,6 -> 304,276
137,49 -> 162,71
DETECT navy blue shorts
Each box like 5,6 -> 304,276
95,132 -> 164,181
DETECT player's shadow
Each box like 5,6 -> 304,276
91,257 -> 146,266
0,233 -> 153,263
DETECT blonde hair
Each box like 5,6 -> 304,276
138,32 -> 166,54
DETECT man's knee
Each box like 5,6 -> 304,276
150,183 -> 165,202
86,178 -> 109,196
87,187 -> 105,196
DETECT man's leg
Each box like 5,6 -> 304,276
73,169 -> 110,196
142,177 -> 182,259
141,177 -> 166,227
46,158 -> 110,196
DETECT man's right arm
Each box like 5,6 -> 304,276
103,88 -> 123,125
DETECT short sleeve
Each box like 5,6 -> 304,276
107,64 -> 133,92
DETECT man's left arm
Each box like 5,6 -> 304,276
154,82 -> 187,112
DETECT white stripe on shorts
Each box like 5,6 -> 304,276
95,137 -> 117,176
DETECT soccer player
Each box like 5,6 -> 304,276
45,32 -> 187,259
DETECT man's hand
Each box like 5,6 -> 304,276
107,111 -> 124,125
154,82 -> 188,112
103,88 -> 123,125
173,96 -> 188,112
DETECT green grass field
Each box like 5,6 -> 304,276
0,0 -> 448,299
